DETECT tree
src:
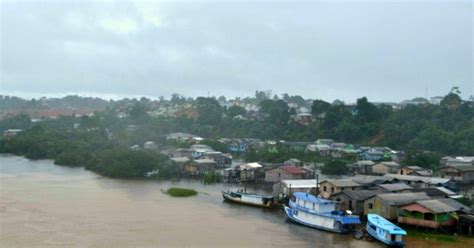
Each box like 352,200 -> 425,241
227,105 -> 246,117
311,100 -> 330,116
321,159 -> 349,175
194,97 -> 223,125
260,99 -> 290,126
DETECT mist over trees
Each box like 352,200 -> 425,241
0,88 -> 473,176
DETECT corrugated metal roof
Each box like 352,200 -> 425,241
337,190 -> 378,201
416,199 -> 457,213
281,179 -> 318,188
377,192 -> 430,205
323,179 -> 360,188
378,183 -> 412,192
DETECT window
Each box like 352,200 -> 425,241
352,187 -> 355,190
341,187 -> 344,191
323,186 -> 327,192
278,173 -> 281,178
368,203 -> 373,209
331,187 -> 334,193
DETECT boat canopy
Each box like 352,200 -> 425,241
367,214 -> 406,235
293,192 -> 335,205
339,217 -> 361,225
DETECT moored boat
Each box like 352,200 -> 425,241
283,192 -> 361,233
366,214 -> 406,247
222,190 -> 274,208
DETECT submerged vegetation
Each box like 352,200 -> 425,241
166,187 -> 198,197
202,171 -> 223,184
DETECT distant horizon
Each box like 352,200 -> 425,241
1,88 -> 471,104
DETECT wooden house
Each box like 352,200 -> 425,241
440,165 -> 474,184
330,190 -> 378,215
184,158 -> 217,176
372,162 -> 400,175
319,179 -> 361,198
376,183 -> 412,193
264,165 -> 309,183
398,198 -> 471,229
364,192 -> 430,220
398,166 -> 432,177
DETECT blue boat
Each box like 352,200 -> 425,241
367,214 -> 407,247
283,192 -> 361,233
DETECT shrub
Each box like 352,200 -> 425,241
166,187 -> 198,197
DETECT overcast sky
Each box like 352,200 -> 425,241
1,0 -> 472,102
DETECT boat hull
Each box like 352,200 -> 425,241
283,206 -> 347,233
222,191 -> 273,208
366,228 -> 405,248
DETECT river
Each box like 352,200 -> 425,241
0,155 -> 471,247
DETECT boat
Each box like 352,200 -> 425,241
222,190 -> 274,208
283,192 -> 361,233
366,214 -> 406,247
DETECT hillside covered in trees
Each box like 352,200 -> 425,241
0,89 -> 472,177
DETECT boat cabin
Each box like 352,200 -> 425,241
292,192 -> 337,213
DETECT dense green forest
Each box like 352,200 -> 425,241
0,90 -> 472,177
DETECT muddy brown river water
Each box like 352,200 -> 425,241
0,155 -> 472,247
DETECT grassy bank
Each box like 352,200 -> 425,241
406,228 -> 462,244
166,187 -> 198,197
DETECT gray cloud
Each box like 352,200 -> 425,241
1,0 -> 472,102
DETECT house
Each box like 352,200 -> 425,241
351,175 -> 393,187
184,158 -> 217,176
364,192 -> 431,220
238,162 -> 264,181
282,141 -> 313,151
407,187 -> 457,199
170,157 -> 190,165
440,156 -> 474,167
293,113 -> 313,125
143,141 -> 158,150
319,179 -> 361,198
191,149 -> 212,159
316,139 -> 334,146
283,158 -> 302,167
458,214 -> 474,236
361,149 -> 384,161
272,179 -> 318,197
377,183 -> 413,193
166,132 -> 201,143
350,160 -> 375,175
398,166 -> 432,177
174,148 -> 192,158
201,151 -> 232,168
440,165 -> 474,184
372,162 -> 401,175
129,144 -> 140,151
398,198 -> 471,229
315,144 -> 332,155
3,129 -> 23,137
330,190 -> 378,215
264,165 -> 309,183
385,174 -> 452,188
229,141 -> 246,153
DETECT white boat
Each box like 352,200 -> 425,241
222,190 -> 274,208
367,214 -> 406,247
283,192 -> 361,233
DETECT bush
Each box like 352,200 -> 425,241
166,187 -> 198,197
321,159 -> 349,175
202,171 -> 223,184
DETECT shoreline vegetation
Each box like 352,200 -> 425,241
165,187 -> 198,197
406,228 -> 472,244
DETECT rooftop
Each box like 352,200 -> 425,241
377,192 -> 430,205
278,165 -> 306,175
293,192 -> 334,205
332,190 -> 378,201
378,183 -> 413,192
322,179 -> 360,188
281,179 -> 318,188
